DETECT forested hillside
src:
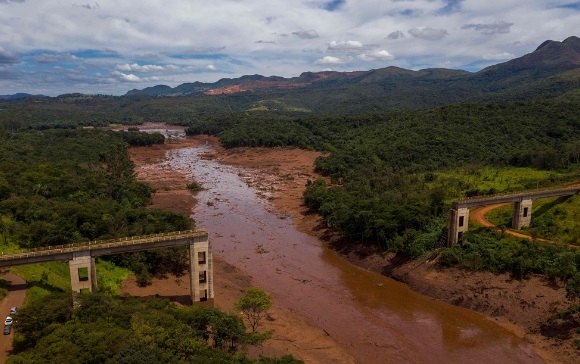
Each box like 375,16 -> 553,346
0,129 -> 191,282
7,292 -> 297,363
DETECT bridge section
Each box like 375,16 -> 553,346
448,185 -> 580,246
0,230 -> 213,304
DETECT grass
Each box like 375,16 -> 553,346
1,237 -> 133,304
95,259 -> 132,294
11,262 -> 71,304
431,165 -> 580,201
484,194 -> 580,244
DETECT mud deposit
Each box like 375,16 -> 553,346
160,141 -> 542,363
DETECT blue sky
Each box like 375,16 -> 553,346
0,0 -> 578,96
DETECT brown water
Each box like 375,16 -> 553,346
165,143 -> 543,364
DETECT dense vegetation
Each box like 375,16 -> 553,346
189,100 -> 580,288
0,129 -> 191,282
1,40 -> 579,355
8,292 -> 299,364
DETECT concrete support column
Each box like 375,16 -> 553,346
513,198 -> 532,230
69,251 -> 96,293
448,204 -> 470,246
188,235 -> 213,305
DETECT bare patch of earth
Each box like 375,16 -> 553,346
125,130 -> 576,363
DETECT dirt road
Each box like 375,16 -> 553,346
0,272 -> 26,363
470,204 -> 566,243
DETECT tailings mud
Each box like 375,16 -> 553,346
162,142 -> 544,364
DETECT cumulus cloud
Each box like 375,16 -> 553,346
315,56 -> 344,65
111,70 -> 159,82
115,63 -> 196,72
0,50 -> 20,64
115,63 -> 165,72
165,64 -> 195,71
206,64 -> 217,71
292,30 -> 319,39
111,71 -> 141,82
387,30 -> 406,40
328,40 -> 364,51
358,50 -> 395,61
408,27 -> 448,40
482,52 -> 515,60
462,20 -> 513,35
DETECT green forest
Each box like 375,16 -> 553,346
0,129 -> 192,283
0,128 -> 301,363
1,64 -> 580,357
184,99 -> 580,301
7,292 -> 298,364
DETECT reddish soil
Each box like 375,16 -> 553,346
125,134 -> 354,363
123,128 -> 577,363
0,272 -> 26,363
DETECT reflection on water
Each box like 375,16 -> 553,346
165,143 -> 543,364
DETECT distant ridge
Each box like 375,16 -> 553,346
0,93 -> 47,100
124,36 -> 580,102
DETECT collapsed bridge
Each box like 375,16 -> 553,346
0,229 -> 213,304
448,185 -> 580,246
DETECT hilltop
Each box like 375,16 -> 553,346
123,36 -> 580,112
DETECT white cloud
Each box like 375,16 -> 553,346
408,27 -> 448,40
206,64 -> 217,71
0,0 -> 578,95
358,50 -> 395,61
328,40 -> 364,51
482,52 -> 515,60
115,63 -> 165,72
315,55 -> 343,64
112,71 -> 142,82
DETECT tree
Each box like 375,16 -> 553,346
566,273 -> 580,301
234,287 -> 271,332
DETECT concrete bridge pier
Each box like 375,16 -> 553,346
189,235 -> 214,304
69,250 -> 97,293
448,203 -> 470,246
512,198 -> 532,230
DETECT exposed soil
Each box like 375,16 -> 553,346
123,126 -> 577,363
0,272 -> 26,363
125,132 -> 354,363
471,204 -> 554,243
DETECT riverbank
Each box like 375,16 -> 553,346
193,137 -> 576,363
124,130 -> 574,363
125,133 -> 355,363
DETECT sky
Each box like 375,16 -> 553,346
0,0 -> 579,96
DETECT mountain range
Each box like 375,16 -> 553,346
0,93 -> 47,100
124,36 -> 580,112
2,36 -> 579,115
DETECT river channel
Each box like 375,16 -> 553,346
163,142 -> 543,363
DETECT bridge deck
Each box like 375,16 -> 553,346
0,230 -> 208,268
453,185 -> 580,209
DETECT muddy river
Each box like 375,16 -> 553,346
162,142 -> 543,363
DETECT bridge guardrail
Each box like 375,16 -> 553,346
0,230 -> 207,261
454,185 -> 580,205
